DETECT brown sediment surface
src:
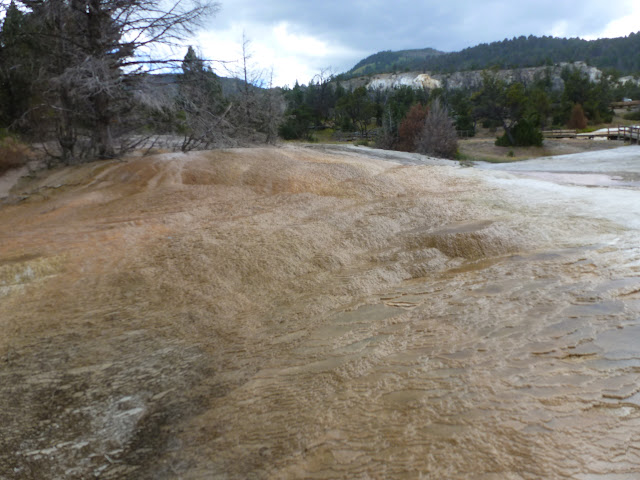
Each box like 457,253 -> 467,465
2,145 -> 640,479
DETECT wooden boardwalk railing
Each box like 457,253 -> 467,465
542,129 -> 577,138
610,100 -> 640,108
542,126 -> 640,143
577,126 -> 640,143
616,125 -> 640,143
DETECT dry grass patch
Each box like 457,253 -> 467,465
0,137 -> 31,175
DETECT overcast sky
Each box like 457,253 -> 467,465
190,0 -> 640,87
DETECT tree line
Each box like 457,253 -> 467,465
279,64 -> 640,153
0,0 -> 283,165
1,1 -> 638,167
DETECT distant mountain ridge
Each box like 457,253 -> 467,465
344,33 -> 640,78
349,48 -> 445,76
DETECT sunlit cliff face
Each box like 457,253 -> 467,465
367,73 -> 443,90
358,61 -> 623,93
2,145 -> 640,479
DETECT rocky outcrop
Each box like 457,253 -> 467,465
367,73 -> 442,90
345,62 -> 637,93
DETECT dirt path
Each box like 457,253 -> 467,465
2,145 -> 640,479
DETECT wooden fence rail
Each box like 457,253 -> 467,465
577,126 -> 640,143
542,129 -> 577,138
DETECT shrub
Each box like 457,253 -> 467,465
0,136 -> 30,175
278,116 -> 312,140
623,110 -> 640,121
495,119 -> 543,147
455,115 -> 476,137
567,103 -> 588,129
339,116 -> 354,132
277,121 -> 297,140
415,99 -> 458,159
396,104 -> 429,152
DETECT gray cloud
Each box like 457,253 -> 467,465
220,0 -> 624,47
199,0 -> 637,85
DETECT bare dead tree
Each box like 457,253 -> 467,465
14,0 -> 219,163
311,67 -> 335,121
224,32 -> 273,143
415,98 -> 459,159
259,68 -> 285,144
167,46 -> 234,151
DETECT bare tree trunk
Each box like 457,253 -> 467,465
502,120 -> 516,146
54,1 -> 77,162
87,0 -> 115,158
57,101 -> 76,163
263,69 -> 282,144
241,33 -> 253,131
93,93 -> 115,158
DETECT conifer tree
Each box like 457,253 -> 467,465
0,1 -> 37,131
177,45 -> 229,151
3,0 -> 217,162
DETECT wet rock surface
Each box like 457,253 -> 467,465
1,145 -> 640,478
1,329 -> 213,479
187,241 -> 640,479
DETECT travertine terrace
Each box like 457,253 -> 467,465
2,145 -> 640,479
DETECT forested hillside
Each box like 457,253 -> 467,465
349,48 -> 444,76
345,33 -> 640,77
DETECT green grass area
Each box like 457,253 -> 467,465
313,128 -> 338,143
